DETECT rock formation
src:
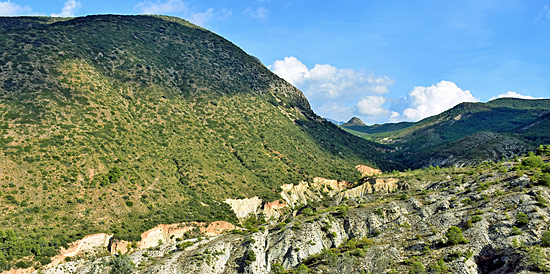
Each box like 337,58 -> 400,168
355,165 -> 383,177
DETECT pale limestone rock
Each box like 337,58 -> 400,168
225,196 -> 263,220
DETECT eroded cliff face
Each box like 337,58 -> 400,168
340,177 -> 408,200
17,222 -> 237,273
224,177 -> 355,221
110,221 -> 237,253
37,167 -> 550,274
355,165 -> 382,177
225,197 -> 264,220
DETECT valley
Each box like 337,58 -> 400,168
0,14 -> 549,274
342,99 -> 550,169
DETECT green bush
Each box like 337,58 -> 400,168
296,264 -> 310,274
527,246 -> 550,272
244,250 -> 256,266
110,255 -> 134,274
515,213 -> 529,226
511,226 -> 522,235
445,226 -> 467,245
428,259 -> 448,273
409,261 -> 426,274
541,231 -> 550,247
521,155 -> 544,168
471,215 -> 482,223
538,173 -> 550,187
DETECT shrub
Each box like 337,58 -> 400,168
521,155 -> 544,168
515,213 -> 529,226
428,259 -> 448,273
409,261 -> 426,274
445,226 -> 467,245
271,262 -> 285,274
511,226 -> 522,235
110,255 -> 134,274
296,263 -> 309,274
541,231 -> 550,247
527,246 -> 550,272
176,241 -> 194,250
538,173 -> 550,187
244,250 -> 256,266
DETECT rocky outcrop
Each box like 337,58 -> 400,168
279,178 -> 352,208
263,200 -> 288,220
340,178 -> 406,199
46,233 -> 112,270
227,177 -> 393,221
311,177 -> 351,195
112,221 -> 237,253
35,161 -> 550,274
204,221 -> 237,235
137,223 -> 196,250
355,165 -> 382,177
225,197 -> 263,220
279,182 -> 315,208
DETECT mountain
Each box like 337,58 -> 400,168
342,98 -> 550,168
0,15 -> 399,269
24,150 -> 550,273
324,117 -> 345,126
342,120 -> 414,137
342,116 -> 366,127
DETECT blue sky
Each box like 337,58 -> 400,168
2,0 -> 549,124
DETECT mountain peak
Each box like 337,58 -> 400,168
344,117 -> 366,126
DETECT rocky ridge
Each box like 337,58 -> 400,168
24,157 -> 550,274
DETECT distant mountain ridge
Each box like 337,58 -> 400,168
342,98 -> 550,168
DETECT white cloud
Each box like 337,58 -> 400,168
135,0 -> 223,26
270,56 -> 393,99
490,91 -> 543,100
189,8 -> 214,26
401,80 -> 479,122
270,58 -> 484,124
243,7 -> 269,19
269,56 -> 394,122
356,96 -> 389,116
136,0 -> 187,14
389,111 -> 401,123
269,56 -> 309,86
51,0 -> 81,17
0,1 -> 32,15
536,5 -> 550,24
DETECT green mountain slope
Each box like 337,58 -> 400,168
0,15 -> 397,268
342,98 -> 550,168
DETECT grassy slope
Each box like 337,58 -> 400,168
0,15 -> 396,268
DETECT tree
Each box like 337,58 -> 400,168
445,226 -> 467,245
110,255 -> 134,274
